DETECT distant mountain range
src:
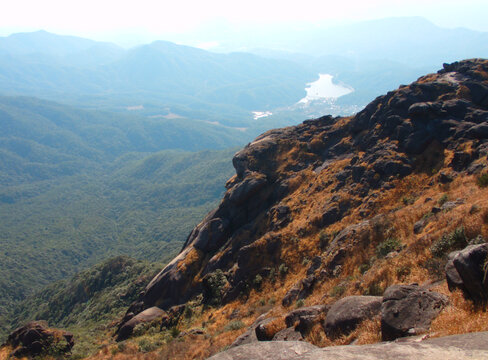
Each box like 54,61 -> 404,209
1,17 -> 486,125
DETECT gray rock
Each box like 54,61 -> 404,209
324,296 -> 382,339
209,332 -> 488,360
117,306 -> 166,341
230,313 -> 272,348
441,199 -> 464,212
381,284 -> 448,341
282,286 -> 300,307
414,218 -> 427,234
452,243 -> 488,303
445,251 -> 467,293
227,173 -> 267,206
209,341 -> 318,360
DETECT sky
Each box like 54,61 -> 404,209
1,0 -> 487,47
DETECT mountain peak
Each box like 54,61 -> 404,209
114,59 -> 488,354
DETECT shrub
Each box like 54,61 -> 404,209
477,172 -> 488,188
402,196 -> 415,205
438,194 -> 449,206
204,269 -> 228,305
431,226 -> 468,258
358,263 -> 370,274
183,305 -> 193,319
224,320 -> 245,332
330,285 -> 346,298
376,238 -> 401,258
295,299 -> 305,308
170,327 -> 180,338
138,337 -> 160,353
319,231 -> 331,249
423,258 -> 445,280
396,265 -> 411,280
253,274 -> 263,289
363,282 -> 383,296
278,263 -> 288,276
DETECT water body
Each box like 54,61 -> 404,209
252,111 -> 273,120
299,74 -> 353,103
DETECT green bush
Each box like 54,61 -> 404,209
295,299 -> 305,308
477,172 -> 488,188
330,285 -> 346,298
402,196 -> 416,205
358,263 -> 370,274
319,231 -> 331,249
205,269 -> 228,305
438,194 -> 449,206
170,327 -> 180,338
431,226 -> 468,258
253,274 -> 263,289
376,238 -> 401,258
138,337 -> 160,353
224,320 -> 245,332
364,282 -> 384,296
278,263 -> 288,276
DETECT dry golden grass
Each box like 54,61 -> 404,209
430,286 -> 488,337
306,318 -> 381,348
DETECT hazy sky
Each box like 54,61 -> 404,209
1,0 -> 487,46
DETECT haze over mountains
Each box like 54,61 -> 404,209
1,17 -> 487,123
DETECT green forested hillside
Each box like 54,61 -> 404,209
0,95 -> 239,339
0,95 -> 249,186
4,256 -> 161,357
0,147 -> 236,331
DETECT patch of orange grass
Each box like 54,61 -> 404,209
431,287 -> 488,337
262,317 -> 286,339
306,317 -> 381,348
0,346 -> 15,360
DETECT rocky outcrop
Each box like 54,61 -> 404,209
116,306 -> 166,341
323,296 -> 382,339
209,332 -> 488,360
445,243 -> 488,303
381,284 -> 448,341
118,59 -> 488,337
3,321 -> 74,358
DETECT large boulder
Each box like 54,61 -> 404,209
210,341 -> 318,360
209,332 -> 488,359
381,284 -> 448,341
230,313 -> 273,348
447,244 -> 488,303
117,306 -> 166,341
323,296 -> 382,339
4,321 -> 74,358
445,251 -> 468,293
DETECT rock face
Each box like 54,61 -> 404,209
445,244 -> 488,303
323,296 -> 382,339
381,284 -> 448,341
208,332 -> 488,360
3,321 -> 74,358
116,306 -> 166,341
230,313 -> 274,348
118,59 -> 488,336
